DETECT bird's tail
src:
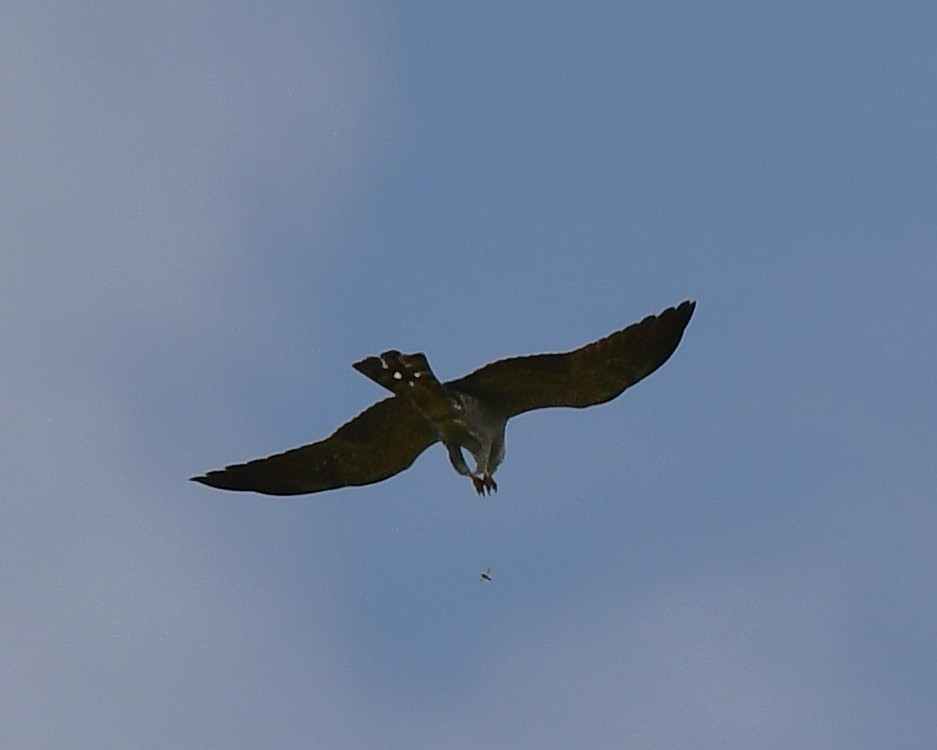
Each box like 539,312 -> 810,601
352,350 -> 434,392
353,350 -> 456,421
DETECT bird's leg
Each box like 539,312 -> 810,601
446,445 -> 497,496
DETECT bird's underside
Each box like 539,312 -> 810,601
191,299 -> 696,496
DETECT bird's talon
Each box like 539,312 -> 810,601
470,475 -> 497,495
471,475 -> 498,495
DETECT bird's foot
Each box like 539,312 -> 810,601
471,474 -> 498,496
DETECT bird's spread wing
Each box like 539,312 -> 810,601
190,396 -> 438,496
447,300 -> 695,418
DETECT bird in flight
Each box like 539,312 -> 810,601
191,300 -> 695,496
480,567 -> 493,582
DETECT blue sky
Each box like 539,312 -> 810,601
4,2 -> 936,747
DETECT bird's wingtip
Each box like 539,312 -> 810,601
190,472 -> 229,490
670,299 -> 697,323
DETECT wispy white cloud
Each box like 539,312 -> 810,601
1,2 -> 395,747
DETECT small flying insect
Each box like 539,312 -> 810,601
479,567 -> 492,582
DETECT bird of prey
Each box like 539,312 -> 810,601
480,567 -> 493,582
191,300 -> 695,497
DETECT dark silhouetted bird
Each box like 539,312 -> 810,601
192,300 -> 695,496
